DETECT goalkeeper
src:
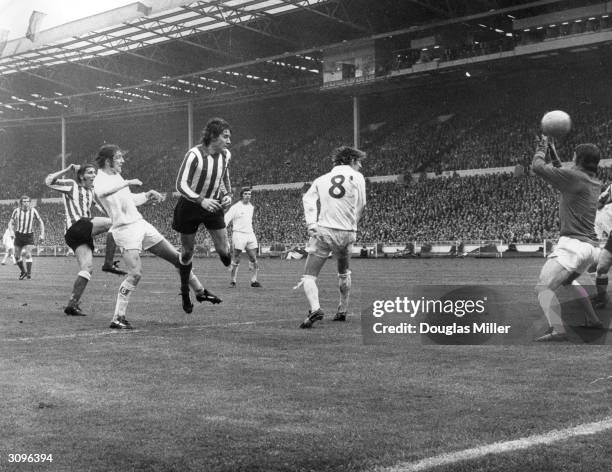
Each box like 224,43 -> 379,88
531,135 -> 603,341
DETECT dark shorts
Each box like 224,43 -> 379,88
14,232 -> 34,248
172,196 -> 225,234
65,218 -> 94,251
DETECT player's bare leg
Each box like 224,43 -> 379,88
23,245 -> 34,279
178,232 -> 197,298
208,228 -> 231,267
109,249 -> 141,329
93,217 -> 126,276
64,244 -> 93,317
594,248 -> 612,308
150,237 -> 221,313
535,259 -> 573,341
245,248 -> 260,287
14,245 -> 25,278
1,245 -> 11,265
229,248 -> 241,286
567,279 -> 603,328
334,253 -> 351,322
297,254 -> 327,328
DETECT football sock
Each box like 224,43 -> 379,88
302,275 -> 320,312
69,271 -> 91,307
537,288 -> 565,334
104,233 -> 118,266
220,253 -> 231,267
596,275 -> 608,300
25,257 -> 33,275
178,254 -> 192,289
189,271 -> 204,293
230,262 -> 239,283
113,280 -> 136,320
16,259 -> 24,273
338,271 -> 352,313
570,280 -> 601,325
250,261 -> 258,283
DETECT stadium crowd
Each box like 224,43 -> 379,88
0,171 -> 595,247
3,67 -> 612,198
2,67 -> 612,247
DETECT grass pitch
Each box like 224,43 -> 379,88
1,257 -> 611,472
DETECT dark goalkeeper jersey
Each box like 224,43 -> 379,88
532,155 -> 600,244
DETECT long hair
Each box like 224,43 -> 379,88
201,118 -> 231,146
95,144 -> 122,168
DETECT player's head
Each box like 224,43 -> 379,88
77,163 -> 97,187
96,144 -> 126,174
201,117 -> 231,150
19,195 -> 30,209
573,143 -> 600,173
331,146 -> 366,171
240,187 -> 252,203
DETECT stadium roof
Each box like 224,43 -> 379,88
0,0 -> 597,124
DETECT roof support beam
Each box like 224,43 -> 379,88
278,0 -> 371,33
184,1 -> 300,47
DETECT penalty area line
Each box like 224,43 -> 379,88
379,416 -> 612,472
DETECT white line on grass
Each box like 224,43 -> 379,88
3,318 -> 290,342
379,416 -> 612,472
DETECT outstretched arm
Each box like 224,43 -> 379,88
133,190 -> 166,206
95,178 -> 142,198
45,163 -> 79,187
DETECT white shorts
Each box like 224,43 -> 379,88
2,234 -> 13,250
111,219 -> 164,252
307,226 -> 356,259
232,231 -> 258,251
549,236 -> 600,274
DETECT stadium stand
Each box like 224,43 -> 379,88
0,172 -> 570,247
2,66 -> 612,250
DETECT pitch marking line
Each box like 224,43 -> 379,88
380,416 -> 612,472
2,318 -> 291,342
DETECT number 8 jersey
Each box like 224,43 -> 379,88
303,164 -> 366,232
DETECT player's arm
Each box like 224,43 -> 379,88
220,154 -> 233,208
302,180 -> 320,235
598,184 -> 612,210
95,178 -> 142,198
224,204 -> 235,228
34,208 -> 45,240
531,135 -> 572,188
176,151 -> 201,201
45,164 -> 79,189
355,174 -> 367,223
133,190 -> 165,206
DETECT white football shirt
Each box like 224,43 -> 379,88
303,164 -> 366,232
224,201 -> 255,234
93,171 -> 147,228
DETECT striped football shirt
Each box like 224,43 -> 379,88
46,178 -> 94,229
11,207 -> 42,234
176,145 -> 231,201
